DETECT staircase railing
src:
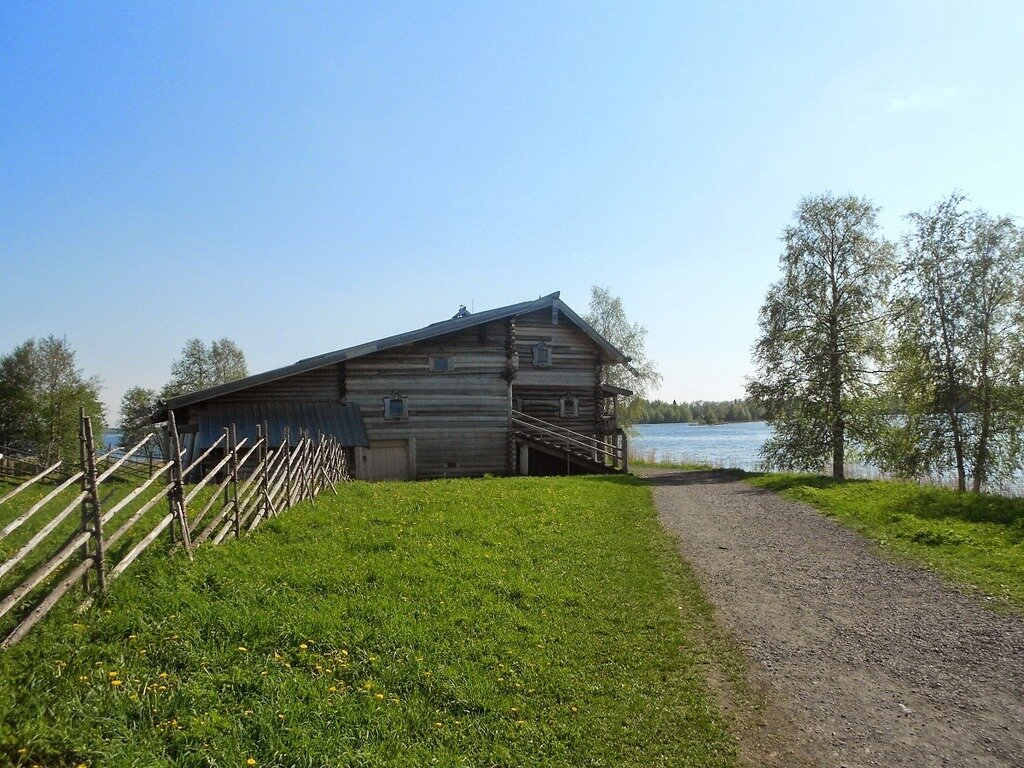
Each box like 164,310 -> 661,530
510,410 -> 627,472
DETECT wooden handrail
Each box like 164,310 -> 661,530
511,410 -> 612,453
511,416 -> 622,463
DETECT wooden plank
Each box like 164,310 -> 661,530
0,490 -> 87,579
107,512 -> 174,581
104,484 -> 173,548
0,460 -> 62,506
0,471 -> 84,542
0,528 -> 91,621
2,556 -> 95,648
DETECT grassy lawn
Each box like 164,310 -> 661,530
0,475 -> 739,768
747,473 -> 1024,609
0,474 -> 223,640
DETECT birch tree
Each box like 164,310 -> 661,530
881,196 -> 1024,491
585,286 -> 661,428
748,194 -> 894,478
163,338 -> 248,398
0,336 -> 105,463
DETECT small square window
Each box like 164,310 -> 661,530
429,355 -> 453,372
383,396 -> 408,420
532,342 -> 552,368
559,395 -> 579,418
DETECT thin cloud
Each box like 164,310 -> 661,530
889,87 -> 960,112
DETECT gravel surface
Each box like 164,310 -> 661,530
647,469 -> 1024,768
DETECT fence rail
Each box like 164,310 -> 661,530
0,410 -> 349,648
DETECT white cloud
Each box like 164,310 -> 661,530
889,87 -> 960,112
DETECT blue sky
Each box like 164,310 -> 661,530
3,2 -> 1023,417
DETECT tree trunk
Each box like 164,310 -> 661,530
832,417 -> 845,480
972,338 -> 992,493
950,406 -> 967,492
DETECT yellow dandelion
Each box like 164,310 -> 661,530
434,721 -> 443,727
108,671 -> 118,678
237,646 -> 247,653
299,644 -> 308,651
111,680 -> 123,687
374,693 -> 384,700
328,686 -> 337,693
158,672 -> 168,679
277,713 -> 285,720
247,758 -> 256,766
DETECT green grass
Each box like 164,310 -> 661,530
0,473 -> 223,639
747,473 -> 1024,609
628,456 -> 713,471
0,476 -> 739,768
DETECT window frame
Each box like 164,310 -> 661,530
559,395 -> 580,418
532,342 -> 552,368
428,355 -> 454,373
383,395 -> 409,420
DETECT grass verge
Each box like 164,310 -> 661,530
747,473 -> 1024,609
0,476 -> 739,768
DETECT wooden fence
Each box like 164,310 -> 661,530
0,409 -> 349,648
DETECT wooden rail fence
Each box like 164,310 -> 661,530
0,409 -> 349,648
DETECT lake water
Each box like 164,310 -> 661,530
632,421 -> 1024,496
632,421 -> 771,471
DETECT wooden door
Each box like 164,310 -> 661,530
359,440 -> 412,481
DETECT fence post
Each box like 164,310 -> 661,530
231,424 -> 240,539
284,427 -> 293,510
262,420 -> 273,518
167,412 -> 194,559
79,409 -> 106,594
78,409 -> 92,593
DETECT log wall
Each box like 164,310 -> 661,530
512,309 -> 602,435
345,321 -> 509,479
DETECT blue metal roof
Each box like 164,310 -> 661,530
196,402 -> 368,451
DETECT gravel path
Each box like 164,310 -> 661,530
648,470 -> 1024,768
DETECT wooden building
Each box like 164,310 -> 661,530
155,292 -> 634,480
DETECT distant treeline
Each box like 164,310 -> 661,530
639,398 -> 765,425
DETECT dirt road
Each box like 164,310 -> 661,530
648,470 -> 1024,768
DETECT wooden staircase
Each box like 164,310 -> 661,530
511,410 -> 628,475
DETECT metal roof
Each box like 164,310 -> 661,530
197,402 -> 369,449
160,292 -> 631,411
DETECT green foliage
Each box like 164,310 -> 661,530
118,386 -> 158,450
162,338 -> 248,399
639,398 -> 764,425
748,473 -> 1024,608
748,194 -> 894,477
879,195 -> 1024,492
585,286 -> 662,428
0,477 -> 739,767
0,336 -> 105,463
